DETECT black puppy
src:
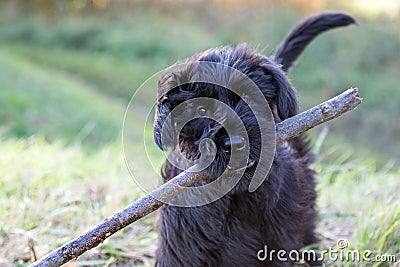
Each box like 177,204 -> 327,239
153,12 -> 355,267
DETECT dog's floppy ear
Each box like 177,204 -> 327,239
154,73 -> 177,151
274,70 -> 298,120
260,61 -> 298,120
274,11 -> 356,72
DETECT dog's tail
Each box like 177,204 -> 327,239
273,11 -> 356,72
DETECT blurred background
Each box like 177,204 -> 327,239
0,1 -> 399,266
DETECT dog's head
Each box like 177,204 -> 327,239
154,44 -> 297,179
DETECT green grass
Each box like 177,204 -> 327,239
4,43 -> 159,101
0,4 -> 399,266
0,41 -> 163,265
0,48 -> 127,148
316,157 -> 399,265
0,136 -> 398,266
0,137 -> 158,266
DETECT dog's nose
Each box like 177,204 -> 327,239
221,136 -> 246,152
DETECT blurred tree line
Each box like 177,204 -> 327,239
0,0 -> 340,19
2,0 -> 398,21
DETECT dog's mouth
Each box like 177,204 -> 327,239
179,132 -> 255,172
221,135 -> 255,171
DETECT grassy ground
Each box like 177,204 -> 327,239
0,49 -> 160,266
0,4 -> 399,266
0,138 -> 158,266
1,136 -> 398,266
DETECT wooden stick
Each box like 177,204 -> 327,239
276,87 -> 362,143
29,88 -> 362,267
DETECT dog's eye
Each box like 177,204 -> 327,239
197,106 -> 207,116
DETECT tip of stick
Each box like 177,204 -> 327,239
350,87 -> 363,102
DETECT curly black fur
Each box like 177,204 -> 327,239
153,12 -> 355,267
